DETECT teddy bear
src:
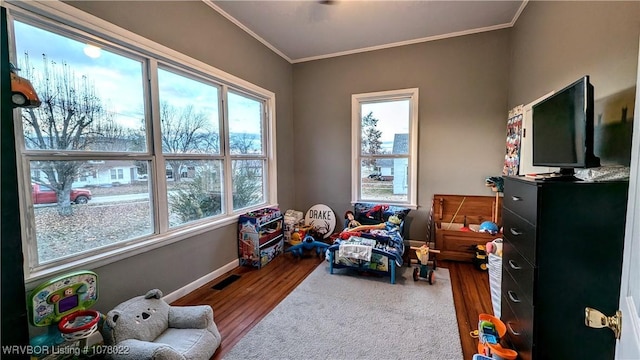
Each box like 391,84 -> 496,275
101,289 -> 221,360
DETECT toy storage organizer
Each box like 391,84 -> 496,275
238,207 -> 284,269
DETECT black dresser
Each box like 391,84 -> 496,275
501,176 -> 629,360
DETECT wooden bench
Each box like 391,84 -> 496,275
432,194 -> 502,262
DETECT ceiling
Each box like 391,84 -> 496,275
205,0 -> 527,63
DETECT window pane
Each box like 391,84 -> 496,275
232,159 -> 264,210
158,68 -> 220,154
361,100 -> 410,155
14,21 -> 147,152
31,160 -> 153,264
167,160 -> 223,227
228,92 -> 264,155
360,159 -> 408,202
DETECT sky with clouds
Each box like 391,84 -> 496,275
13,20 -> 262,139
361,99 -> 410,152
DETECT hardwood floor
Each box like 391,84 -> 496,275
447,260 -> 494,358
172,254 -> 492,360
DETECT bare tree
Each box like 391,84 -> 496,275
20,54 -> 121,216
230,133 -> 259,154
92,115 -> 144,152
160,102 -> 218,182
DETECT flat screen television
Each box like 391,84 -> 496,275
532,75 -> 600,179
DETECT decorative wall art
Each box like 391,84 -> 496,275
502,105 -> 524,176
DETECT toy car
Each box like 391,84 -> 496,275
10,63 -> 41,108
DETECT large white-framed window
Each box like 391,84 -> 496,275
6,1 -> 277,280
351,88 -> 418,207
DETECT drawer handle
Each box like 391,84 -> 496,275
511,195 -> 522,201
509,228 -> 523,236
507,322 -> 522,336
508,259 -> 522,270
508,290 -> 521,303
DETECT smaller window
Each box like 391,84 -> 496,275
351,88 -> 418,206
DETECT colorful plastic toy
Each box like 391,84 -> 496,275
472,354 -> 493,360
479,221 -> 499,235
475,313 -> 518,360
27,270 -> 100,354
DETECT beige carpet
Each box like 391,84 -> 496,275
223,263 -> 463,360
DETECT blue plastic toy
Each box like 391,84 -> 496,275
286,234 -> 330,258
479,221 -> 499,235
473,354 -> 492,360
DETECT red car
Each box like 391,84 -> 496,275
32,183 -> 92,204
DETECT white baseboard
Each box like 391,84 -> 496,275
163,259 -> 239,304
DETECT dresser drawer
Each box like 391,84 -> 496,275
502,263 -> 532,307
500,292 -> 532,360
503,178 -> 537,225
502,242 -> 534,305
501,270 -> 533,339
502,209 -> 536,264
501,296 -> 532,360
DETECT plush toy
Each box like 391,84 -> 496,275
485,176 -> 504,193
102,289 -> 221,360
485,238 -> 503,257
365,204 -> 389,220
285,234 -> 330,258
344,210 -> 362,229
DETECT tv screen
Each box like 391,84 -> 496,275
532,75 -> 599,175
